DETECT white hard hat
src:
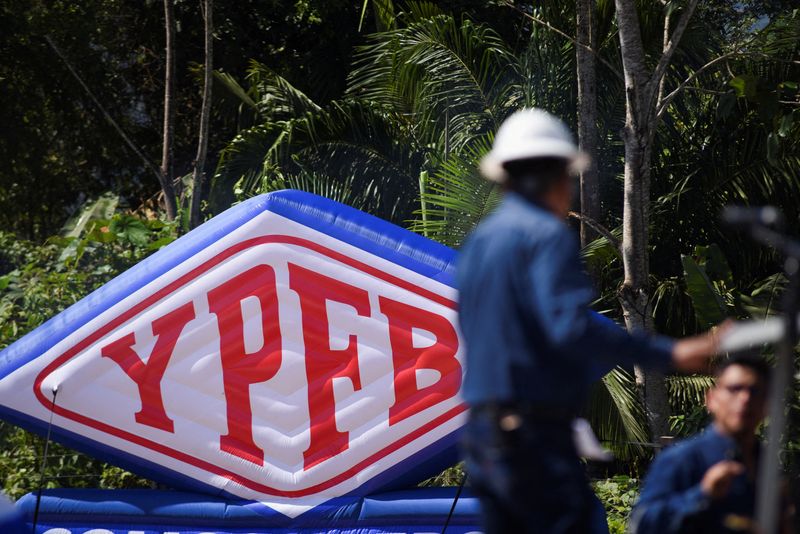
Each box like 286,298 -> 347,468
480,108 -> 587,183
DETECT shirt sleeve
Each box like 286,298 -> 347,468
629,451 -> 712,533
526,228 -> 674,371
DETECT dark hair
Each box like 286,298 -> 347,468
502,157 -> 570,198
713,355 -> 770,384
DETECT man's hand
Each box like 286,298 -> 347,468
700,460 -> 744,501
672,320 -> 734,373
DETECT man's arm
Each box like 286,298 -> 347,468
527,230 -> 722,373
630,453 -> 745,533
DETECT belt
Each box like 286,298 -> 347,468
470,402 -> 575,423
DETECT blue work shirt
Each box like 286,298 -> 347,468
630,425 -> 757,533
457,192 -> 673,411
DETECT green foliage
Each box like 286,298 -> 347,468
0,421 -> 154,500
0,209 -> 177,498
589,368 -> 649,461
0,216 -> 175,345
259,172 -> 385,215
592,476 -> 640,534
0,0 -> 368,239
410,136 -> 499,247
0,0 -> 163,239
60,193 -> 120,239
214,4 -> 572,226
214,62 -> 429,223
359,0 -> 397,33
681,246 -> 730,329
679,242 -> 787,329
668,401 -> 711,438
649,9 -> 800,291
348,6 -> 516,148
418,462 -> 465,487
0,421 -> 102,499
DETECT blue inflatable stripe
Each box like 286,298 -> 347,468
18,488 -> 481,532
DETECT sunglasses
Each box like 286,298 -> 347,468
718,383 -> 764,397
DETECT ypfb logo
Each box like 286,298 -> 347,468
0,192 -> 466,517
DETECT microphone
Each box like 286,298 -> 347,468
719,317 -> 783,353
721,206 -> 783,228
718,316 -> 800,353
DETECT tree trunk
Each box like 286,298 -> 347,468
160,0 -> 178,221
613,0 -> 697,441
619,126 -> 670,439
190,0 -> 213,229
576,0 -> 600,248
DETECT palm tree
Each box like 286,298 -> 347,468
211,1 -> 799,462
212,61 -> 428,223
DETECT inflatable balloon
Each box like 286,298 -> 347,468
0,190 -> 464,518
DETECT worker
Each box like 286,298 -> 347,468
457,108 -> 725,533
631,356 -> 793,533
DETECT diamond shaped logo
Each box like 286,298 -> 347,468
0,192 -> 466,517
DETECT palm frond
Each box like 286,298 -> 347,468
516,25 -> 576,117
738,272 -> 787,319
681,254 -> 728,329
666,374 -> 714,414
666,374 -> 714,437
211,123 -> 289,212
347,12 -> 517,150
256,171 -> 384,216
211,69 -> 262,131
216,100 -> 427,223
651,276 -> 697,337
404,1 -> 445,22
245,60 -> 322,121
667,375 -> 714,438
410,135 -> 498,247
280,101 -> 427,222
587,367 -> 649,461
213,70 -> 258,111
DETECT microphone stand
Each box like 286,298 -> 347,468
740,223 -> 800,534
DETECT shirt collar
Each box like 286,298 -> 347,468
504,191 -> 552,217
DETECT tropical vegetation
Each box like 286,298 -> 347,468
1,0 -> 798,530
